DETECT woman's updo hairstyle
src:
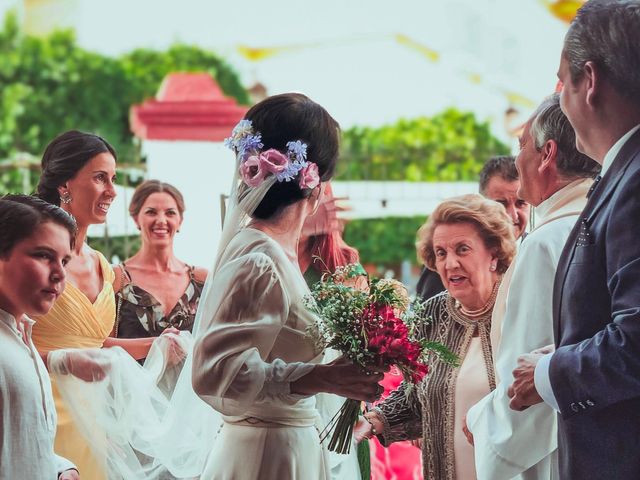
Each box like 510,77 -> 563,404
244,93 -> 340,220
37,130 -> 117,206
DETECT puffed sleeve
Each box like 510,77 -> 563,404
192,252 -> 315,416
373,382 -> 423,445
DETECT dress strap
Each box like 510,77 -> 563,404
94,249 -> 116,285
117,262 -> 133,289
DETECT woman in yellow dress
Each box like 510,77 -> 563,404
31,130 -> 156,478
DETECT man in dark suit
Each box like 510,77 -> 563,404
508,1 -> 640,478
416,156 -> 530,301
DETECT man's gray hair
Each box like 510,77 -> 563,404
564,0 -> 640,105
529,93 -> 600,179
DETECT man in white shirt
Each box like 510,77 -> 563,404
508,1 -> 640,478
465,93 -> 599,480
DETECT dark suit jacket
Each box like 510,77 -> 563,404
551,128 -> 640,479
415,267 -> 445,303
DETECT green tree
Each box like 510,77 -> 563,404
0,11 -> 248,171
338,109 -> 510,181
343,216 -> 427,267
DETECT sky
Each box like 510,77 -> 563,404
2,0 -> 570,143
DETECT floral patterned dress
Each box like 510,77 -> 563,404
114,264 -> 204,345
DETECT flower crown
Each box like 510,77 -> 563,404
224,119 -> 320,190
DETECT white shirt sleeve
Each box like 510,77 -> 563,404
534,352 -> 560,412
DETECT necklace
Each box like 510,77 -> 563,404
456,281 -> 500,318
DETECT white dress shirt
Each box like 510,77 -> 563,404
0,308 -> 76,479
467,179 -> 591,479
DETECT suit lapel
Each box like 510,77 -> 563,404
553,218 -> 582,343
553,129 -> 640,343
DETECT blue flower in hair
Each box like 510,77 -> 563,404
276,159 -> 308,182
238,134 -> 263,159
232,119 -> 254,138
287,140 -> 308,162
224,120 -> 264,160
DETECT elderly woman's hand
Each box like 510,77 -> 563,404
354,412 -> 385,442
353,416 -> 373,443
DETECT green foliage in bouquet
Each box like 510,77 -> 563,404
305,264 -> 457,453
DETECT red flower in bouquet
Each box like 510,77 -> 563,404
305,265 -> 454,454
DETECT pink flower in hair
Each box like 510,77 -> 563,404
299,162 -> 320,190
259,149 -> 289,174
240,155 -> 267,187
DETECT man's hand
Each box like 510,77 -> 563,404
462,415 -> 474,446
508,353 -> 544,411
59,468 -> 79,480
531,343 -> 555,356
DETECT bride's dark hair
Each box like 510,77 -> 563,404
245,93 -> 340,220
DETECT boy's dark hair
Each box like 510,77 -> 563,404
0,194 -> 77,257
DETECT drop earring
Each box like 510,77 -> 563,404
60,191 -> 72,204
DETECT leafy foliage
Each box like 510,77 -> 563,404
87,234 -> 141,263
343,216 -> 427,266
337,109 -> 510,181
0,11 -> 248,169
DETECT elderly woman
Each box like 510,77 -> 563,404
357,194 -> 516,480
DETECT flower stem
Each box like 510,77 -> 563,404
322,399 -> 361,454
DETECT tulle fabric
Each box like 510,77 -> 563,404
49,333 -> 223,479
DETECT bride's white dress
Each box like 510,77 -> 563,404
192,227 -> 332,480
48,229 -> 360,479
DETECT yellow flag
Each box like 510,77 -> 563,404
394,34 -> 440,62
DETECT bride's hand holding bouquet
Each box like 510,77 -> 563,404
291,356 -> 387,403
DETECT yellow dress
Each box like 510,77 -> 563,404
32,250 -> 115,480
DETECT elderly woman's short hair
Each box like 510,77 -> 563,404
416,194 -> 516,274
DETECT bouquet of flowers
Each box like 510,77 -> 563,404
305,263 -> 456,454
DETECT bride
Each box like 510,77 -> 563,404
49,93 -> 383,480
191,93 -> 384,479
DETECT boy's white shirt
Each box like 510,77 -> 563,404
0,307 -> 76,479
